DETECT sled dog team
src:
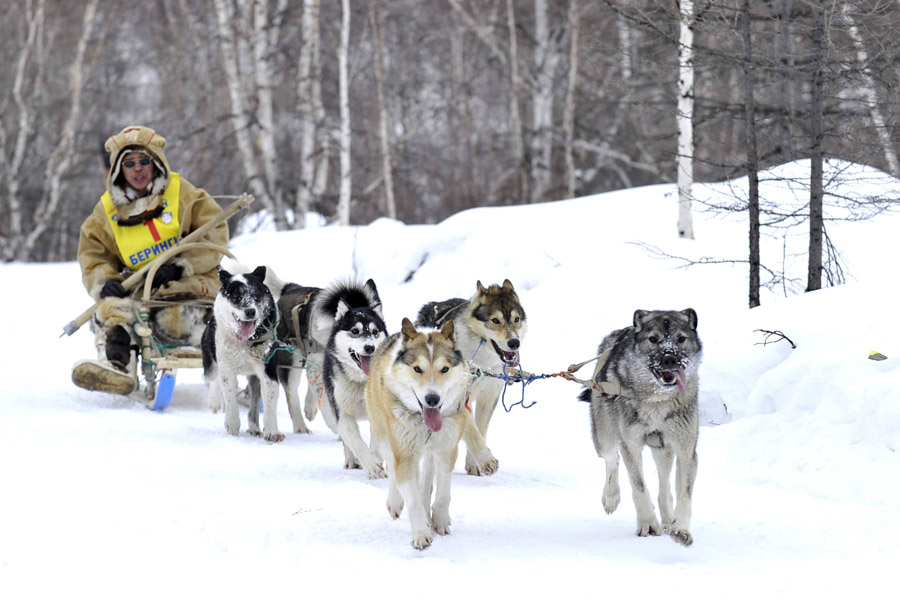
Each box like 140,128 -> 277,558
201,264 -> 703,550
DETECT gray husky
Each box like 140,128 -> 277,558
578,309 -> 702,547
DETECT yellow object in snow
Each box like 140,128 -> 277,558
868,350 -> 887,361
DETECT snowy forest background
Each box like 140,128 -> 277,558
3,0 -> 900,270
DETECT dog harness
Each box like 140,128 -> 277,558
101,173 -> 182,269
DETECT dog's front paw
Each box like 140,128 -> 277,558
366,463 -> 386,480
293,422 -> 311,434
225,419 -> 240,436
410,529 -> 433,550
208,396 -> 222,413
465,452 -> 499,476
387,498 -> 404,519
669,529 -> 693,547
636,517 -> 662,537
344,456 -> 362,470
602,482 -> 620,514
432,511 -> 452,536
263,429 -> 285,443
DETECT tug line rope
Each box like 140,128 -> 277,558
467,345 -> 622,413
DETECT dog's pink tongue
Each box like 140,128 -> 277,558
675,370 -> 686,394
423,407 -> 442,433
236,320 -> 256,341
359,355 -> 371,377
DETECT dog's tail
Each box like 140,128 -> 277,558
577,388 -> 592,403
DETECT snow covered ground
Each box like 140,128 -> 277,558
2,160 -> 899,598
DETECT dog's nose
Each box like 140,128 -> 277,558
424,393 -> 440,408
660,353 -> 679,369
508,338 -> 520,351
364,344 -> 375,354
244,307 -> 257,320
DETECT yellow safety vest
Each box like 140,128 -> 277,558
101,173 -> 182,269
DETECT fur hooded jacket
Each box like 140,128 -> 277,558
77,125 -> 228,301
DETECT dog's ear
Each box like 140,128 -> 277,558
439,320 -> 455,343
251,265 -> 267,281
218,268 -> 232,285
682,308 -> 698,330
633,310 -> 650,332
335,299 -> 350,321
364,278 -> 385,319
476,280 -> 488,297
502,279 -> 515,292
401,317 -> 419,340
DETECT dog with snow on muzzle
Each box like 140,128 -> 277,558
365,318 -> 489,550
578,308 -> 703,547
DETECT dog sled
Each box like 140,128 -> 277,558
62,194 -> 254,411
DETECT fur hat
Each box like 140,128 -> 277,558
104,126 -> 170,210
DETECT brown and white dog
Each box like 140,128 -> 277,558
365,318 -> 489,550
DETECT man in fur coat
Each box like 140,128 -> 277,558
72,125 -> 228,395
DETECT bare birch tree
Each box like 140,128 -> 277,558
336,0 -> 352,226
0,0 -> 44,261
370,1 -> 396,219
564,0 -> 580,199
506,0 -> 527,203
19,0 -> 100,261
676,0 -> 695,239
213,0 -> 287,229
531,0 -> 562,203
296,0 -> 324,228
841,2 -> 900,177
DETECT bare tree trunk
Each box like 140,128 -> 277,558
0,0 -> 44,261
741,0 -> 760,308
563,0 -> 580,199
252,0 -> 287,227
370,1 -> 396,219
336,0 -> 352,226
506,0 -> 527,203
842,3 -> 900,177
807,1 -> 825,292
616,14 -> 632,82
531,0 -> 560,203
311,4 -> 330,202
20,0 -> 99,261
296,0 -> 319,228
778,0 -> 797,156
213,0 -> 283,228
676,0 -> 695,239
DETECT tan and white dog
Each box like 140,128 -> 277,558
366,318 -> 489,550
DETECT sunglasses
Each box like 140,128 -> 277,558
122,157 -> 151,169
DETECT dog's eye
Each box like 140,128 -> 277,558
350,329 -> 360,337
441,366 -> 449,374
677,335 -> 686,344
649,336 -> 660,344
492,318 -> 501,325
413,366 -> 423,374
514,317 -> 520,323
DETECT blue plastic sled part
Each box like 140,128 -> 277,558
148,371 -> 176,411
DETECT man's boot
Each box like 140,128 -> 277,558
71,325 -> 136,395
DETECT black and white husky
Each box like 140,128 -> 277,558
314,280 -> 389,478
202,265 -> 293,442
